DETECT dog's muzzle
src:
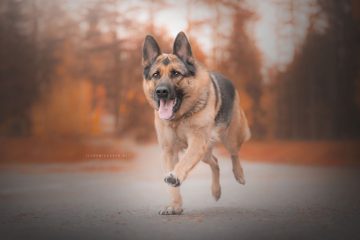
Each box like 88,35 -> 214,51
155,84 -> 182,120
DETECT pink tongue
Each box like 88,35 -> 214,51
158,99 -> 175,120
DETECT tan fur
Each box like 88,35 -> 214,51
142,35 -> 250,215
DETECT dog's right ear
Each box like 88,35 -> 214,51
142,35 -> 161,66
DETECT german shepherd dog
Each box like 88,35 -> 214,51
142,32 -> 251,215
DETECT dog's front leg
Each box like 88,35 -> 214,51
164,133 -> 209,186
159,148 -> 183,215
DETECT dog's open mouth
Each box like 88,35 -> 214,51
157,94 -> 183,120
156,88 -> 183,120
158,98 -> 177,120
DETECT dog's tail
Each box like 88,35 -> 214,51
239,108 -> 251,142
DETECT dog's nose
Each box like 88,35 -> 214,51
156,86 -> 169,99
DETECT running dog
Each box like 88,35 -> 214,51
142,32 -> 251,215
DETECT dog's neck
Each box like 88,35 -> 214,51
182,88 -> 209,119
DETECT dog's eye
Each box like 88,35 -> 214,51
171,70 -> 181,78
152,71 -> 160,79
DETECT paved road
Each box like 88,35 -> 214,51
0,143 -> 359,240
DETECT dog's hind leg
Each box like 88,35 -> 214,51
222,136 -> 246,185
202,150 -> 221,201
221,99 -> 249,185
230,152 -> 245,185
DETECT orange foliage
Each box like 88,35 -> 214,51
31,40 -> 94,137
32,79 -> 93,137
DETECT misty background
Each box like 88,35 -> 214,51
0,0 -> 359,165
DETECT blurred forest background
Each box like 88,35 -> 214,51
0,0 -> 360,164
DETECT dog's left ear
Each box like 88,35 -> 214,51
173,32 -> 194,64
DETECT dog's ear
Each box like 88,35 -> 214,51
143,35 -> 161,66
173,32 -> 193,63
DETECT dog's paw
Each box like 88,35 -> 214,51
233,168 -> 246,185
159,206 -> 183,215
212,184 -> 221,201
164,172 -> 181,187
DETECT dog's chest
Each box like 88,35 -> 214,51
167,118 -> 222,149
164,122 -> 188,148
173,126 -> 188,148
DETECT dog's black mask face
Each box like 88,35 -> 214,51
142,32 -> 196,120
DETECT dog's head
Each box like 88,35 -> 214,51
142,32 -> 205,121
